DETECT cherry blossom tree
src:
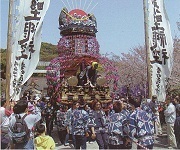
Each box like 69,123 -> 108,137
116,38 -> 180,97
113,46 -> 148,97
167,37 -> 180,95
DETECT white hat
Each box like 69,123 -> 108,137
35,96 -> 40,100
45,96 -> 50,100
146,99 -> 151,103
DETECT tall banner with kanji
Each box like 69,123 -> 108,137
148,0 -> 173,101
10,0 -> 50,101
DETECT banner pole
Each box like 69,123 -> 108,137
6,0 -> 14,104
143,0 -> 152,99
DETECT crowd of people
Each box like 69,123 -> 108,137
0,93 -> 180,150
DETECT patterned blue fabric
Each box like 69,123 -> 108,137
65,108 -> 75,134
108,109 -> 115,117
71,109 -> 89,136
141,103 -> 157,121
129,108 -> 155,147
56,110 -> 67,130
85,107 -> 93,115
149,101 -> 159,112
107,112 -> 129,145
88,110 -> 108,133
121,109 -> 130,118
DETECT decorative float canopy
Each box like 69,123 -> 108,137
59,8 -> 97,36
46,6 -> 120,103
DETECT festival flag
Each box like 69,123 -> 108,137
148,0 -> 173,101
10,0 -> 50,100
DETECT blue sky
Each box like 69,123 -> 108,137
1,0 -> 179,56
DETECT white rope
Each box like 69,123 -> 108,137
85,0 -> 93,12
80,0 -> 82,9
75,0 -> 77,9
66,0 -> 72,10
82,0 -> 87,10
131,138 -> 149,150
88,2 -> 98,14
61,0 -> 69,10
71,0 -> 75,10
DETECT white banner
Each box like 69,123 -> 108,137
148,0 -> 173,101
10,0 -> 50,101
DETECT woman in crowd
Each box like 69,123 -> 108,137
64,101 -> 80,147
129,99 -> 155,149
85,104 -> 94,144
107,101 -> 129,149
8,99 -> 41,149
71,99 -> 90,149
44,102 -> 55,136
56,105 -> 67,145
89,99 -> 109,149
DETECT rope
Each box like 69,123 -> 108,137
82,0 -> 87,10
79,0 -> 81,9
129,136 -> 149,150
71,0 -> 74,10
85,0 -> 93,13
66,0 -> 72,10
88,2 -> 98,14
61,0 -> 69,11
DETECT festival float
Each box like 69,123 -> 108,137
46,7 -> 119,105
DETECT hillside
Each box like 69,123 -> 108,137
40,42 -> 59,61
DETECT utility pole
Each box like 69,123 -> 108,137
143,0 -> 152,99
6,0 -> 14,105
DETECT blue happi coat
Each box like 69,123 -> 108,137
129,107 -> 155,147
141,102 -> 157,121
88,110 -> 108,133
108,109 -> 115,117
65,108 -> 74,134
107,112 -> 129,145
121,109 -> 130,119
56,110 -> 67,130
71,108 -> 89,136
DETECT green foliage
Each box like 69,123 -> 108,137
170,87 -> 180,96
36,66 -> 46,70
0,48 -> 6,65
0,49 -> 6,79
40,42 -> 58,61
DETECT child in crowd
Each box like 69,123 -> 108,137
34,124 -> 55,150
